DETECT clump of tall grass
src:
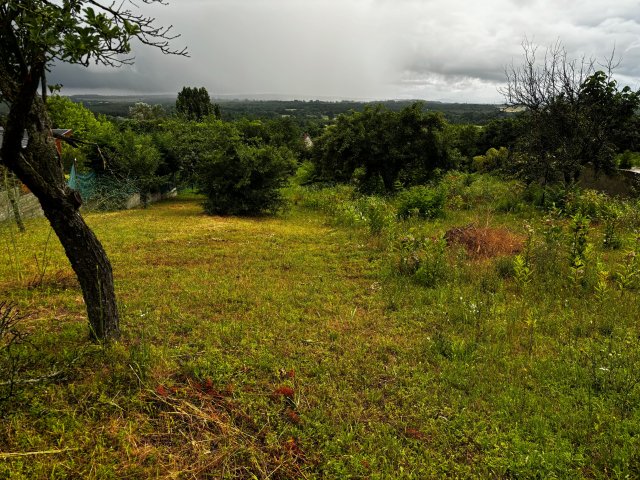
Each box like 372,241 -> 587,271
392,234 -> 448,288
292,184 -> 396,236
294,184 -> 355,216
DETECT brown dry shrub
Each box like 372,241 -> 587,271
444,224 -> 523,259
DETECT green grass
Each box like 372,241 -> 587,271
1,184 -> 639,478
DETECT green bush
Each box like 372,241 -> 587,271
296,187 -> 393,235
601,201 -> 623,250
618,199 -> 640,230
198,144 -> 296,215
332,202 -> 367,228
439,171 -> 472,205
396,186 -> 445,219
464,175 -> 521,211
521,184 -> 569,211
354,171 -> 386,195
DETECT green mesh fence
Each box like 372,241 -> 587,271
69,164 -> 139,211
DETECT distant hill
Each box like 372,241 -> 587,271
67,95 -> 509,125
0,95 -> 509,125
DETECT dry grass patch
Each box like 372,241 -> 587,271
444,224 -> 523,259
141,376 -> 307,479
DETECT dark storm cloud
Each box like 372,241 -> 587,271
50,0 -> 640,102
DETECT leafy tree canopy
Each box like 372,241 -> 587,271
312,102 -> 455,193
47,95 -> 103,137
502,41 -> 640,184
129,102 -> 166,121
176,87 -> 218,121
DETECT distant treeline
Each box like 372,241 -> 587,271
64,95 -> 509,126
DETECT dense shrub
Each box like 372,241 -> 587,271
562,189 -> 628,223
294,186 -> 394,235
197,144 -> 296,215
396,186 -> 445,219
521,183 -> 571,211
522,185 -> 633,229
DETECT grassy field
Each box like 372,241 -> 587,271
1,181 -> 640,478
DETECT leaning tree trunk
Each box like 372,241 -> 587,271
40,196 -> 120,340
0,79 -> 120,340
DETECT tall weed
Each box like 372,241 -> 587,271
393,234 -> 448,288
568,213 -> 591,287
513,224 -> 534,290
356,196 -> 394,236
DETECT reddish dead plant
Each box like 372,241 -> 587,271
445,224 -> 523,259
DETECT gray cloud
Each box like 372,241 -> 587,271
50,0 -> 640,102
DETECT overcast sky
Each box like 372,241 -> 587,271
50,0 -> 640,103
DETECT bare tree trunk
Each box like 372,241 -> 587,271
0,78 -> 120,341
2,167 -> 25,232
40,198 -> 120,340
